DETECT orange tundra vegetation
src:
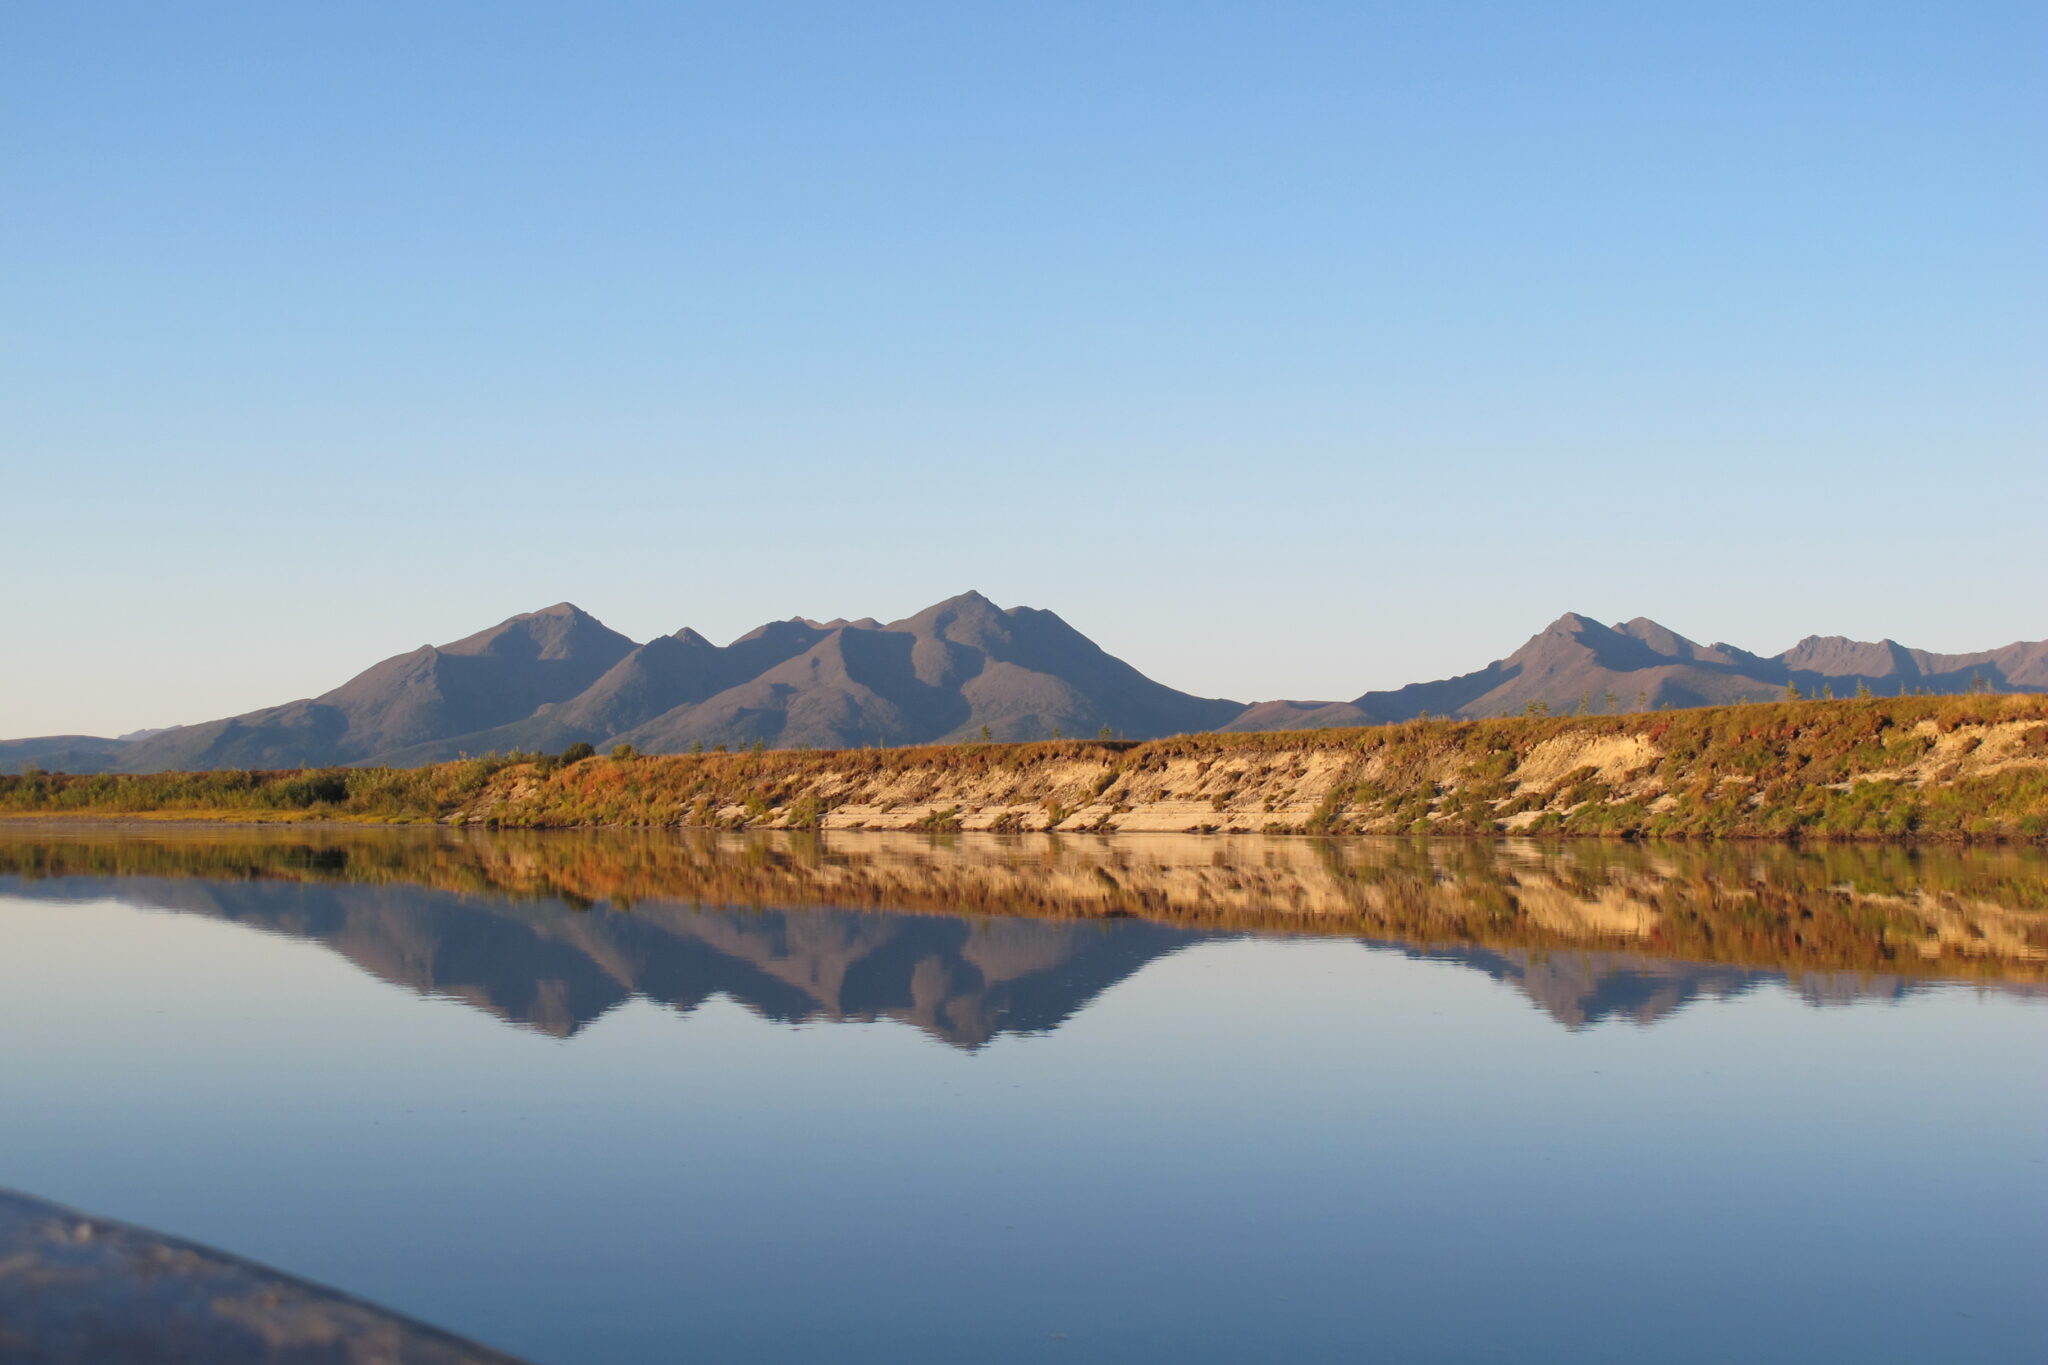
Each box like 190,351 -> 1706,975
4,695 -> 2048,843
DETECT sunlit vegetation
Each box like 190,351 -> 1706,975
3,695 -> 2046,842
0,752 -> 552,823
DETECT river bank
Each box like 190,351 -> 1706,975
5,696 -> 2046,841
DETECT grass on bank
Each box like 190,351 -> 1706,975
4,694 -> 2047,841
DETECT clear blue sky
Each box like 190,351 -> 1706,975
6,1 -> 2043,736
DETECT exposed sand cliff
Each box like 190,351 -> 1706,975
444,698 -> 2048,841
11,696 -> 2048,842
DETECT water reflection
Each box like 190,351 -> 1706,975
1,827 -> 2042,1041
4,828 -> 2044,1365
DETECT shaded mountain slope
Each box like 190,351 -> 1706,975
1272,613 -> 2048,724
6,595 -> 2045,772
614,591 -> 1243,751
1343,613 -> 1788,720
13,592 -> 1239,772
113,604 -> 636,772
0,735 -> 134,775
369,621 -> 832,765
1780,633 -> 2048,689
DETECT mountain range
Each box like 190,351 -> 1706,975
5,591 -> 2045,773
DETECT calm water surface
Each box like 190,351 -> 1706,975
1,829 -> 2043,1363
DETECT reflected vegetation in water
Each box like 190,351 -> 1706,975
3,826 -> 2044,1365
1,827 -> 2041,1041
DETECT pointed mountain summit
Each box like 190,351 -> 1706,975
116,604 -> 636,771
1325,612 -> 1823,721
366,617 -> 836,765
1227,613 -> 2048,726
1615,616 -> 1693,656
435,602 -> 629,660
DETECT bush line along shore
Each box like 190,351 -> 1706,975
5,696 -> 2048,842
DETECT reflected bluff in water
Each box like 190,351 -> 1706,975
1,829 -> 2042,1041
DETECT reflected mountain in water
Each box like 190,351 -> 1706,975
7,875 -> 1207,1047
1389,944 -> 1934,1029
1,828 -> 2042,1041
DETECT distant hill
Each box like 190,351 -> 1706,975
110,603 -> 638,773
0,735 -> 134,775
1222,612 -> 2048,728
3,592 -> 1243,772
3,597 -> 2044,772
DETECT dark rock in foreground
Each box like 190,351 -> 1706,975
0,1189 -> 530,1365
